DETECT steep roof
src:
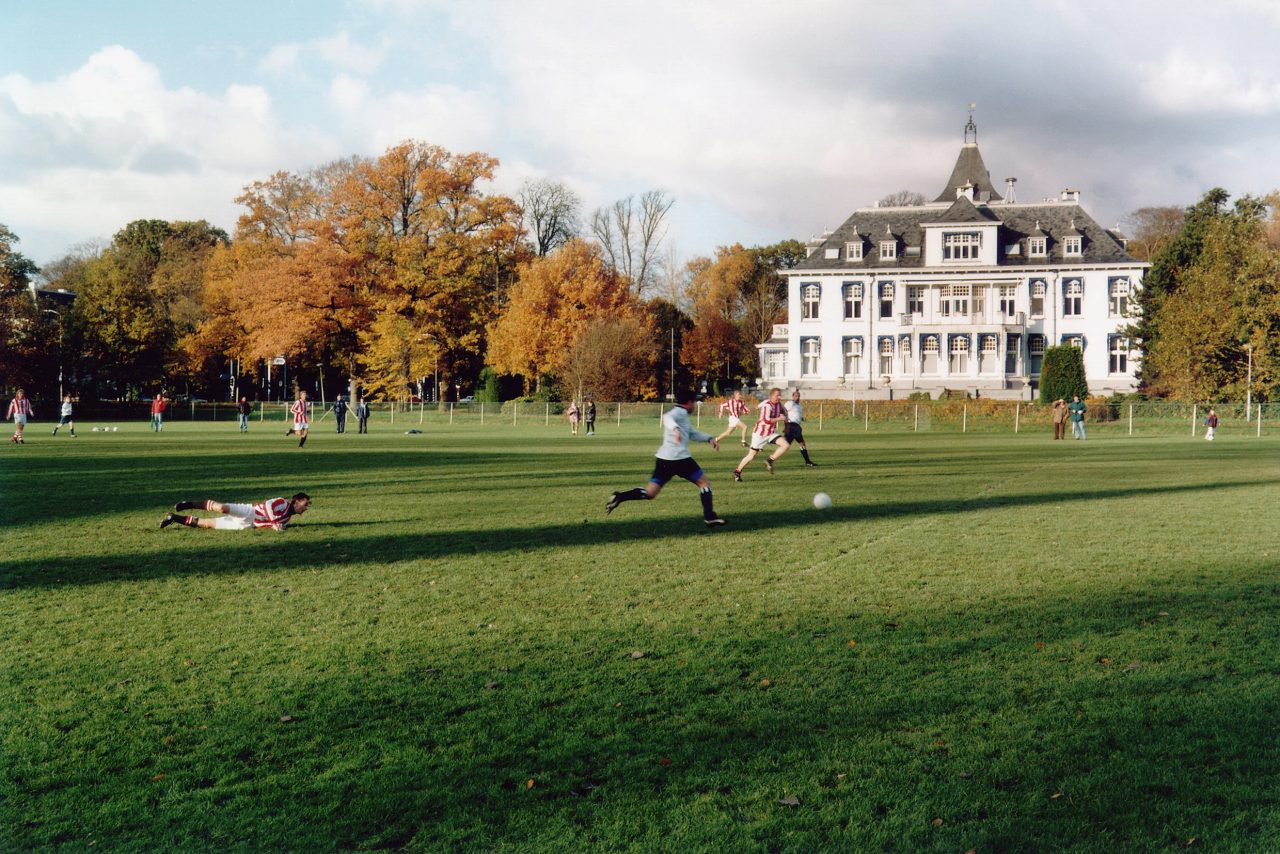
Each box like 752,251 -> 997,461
934,143 -> 1003,203
928,195 -> 1001,224
792,201 -> 1141,271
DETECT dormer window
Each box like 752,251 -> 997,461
1063,236 -> 1082,257
1028,237 -> 1047,257
846,241 -> 863,261
880,241 -> 897,261
942,231 -> 981,261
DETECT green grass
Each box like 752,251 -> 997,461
2,419 -> 1279,852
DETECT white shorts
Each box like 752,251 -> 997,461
750,431 -> 782,451
213,503 -> 255,530
13,415 -> 26,427
727,416 -> 744,429
293,420 -> 309,432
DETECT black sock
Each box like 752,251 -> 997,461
700,487 -> 715,519
175,501 -> 199,511
800,448 -> 812,463
617,487 -> 648,503
180,515 -> 199,528
299,435 -> 307,447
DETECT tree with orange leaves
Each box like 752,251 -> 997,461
488,238 -> 649,394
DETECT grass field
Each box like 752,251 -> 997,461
3,418 -> 1279,851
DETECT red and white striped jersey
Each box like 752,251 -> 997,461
290,399 -> 311,422
7,397 -> 33,419
753,399 -> 785,436
253,497 -> 293,529
719,397 -> 749,419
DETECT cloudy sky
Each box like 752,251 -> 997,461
4,0 -> 1280,266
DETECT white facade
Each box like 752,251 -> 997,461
760,129 -> 1147,399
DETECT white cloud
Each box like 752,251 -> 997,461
260,30 -> 387,76
1139,50 -> 1280,116
0,46 -> 321,260
325,75 -> 498,155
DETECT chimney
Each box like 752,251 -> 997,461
956,181 -> 975,202
1004,177 -> 1017,203
1060,188 -> 1080,203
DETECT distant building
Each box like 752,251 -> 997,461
760,117 -> 1146,398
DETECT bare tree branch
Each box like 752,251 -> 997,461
518,178 -> 581,256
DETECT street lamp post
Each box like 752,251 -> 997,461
1247,343 -> 1254,420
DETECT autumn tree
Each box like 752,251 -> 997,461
1141,209 -> 1280,401
487,238 -> 646,394
561,316 -> 655,401
519,178 -> 581,256
1122,206 -> 1185,262
590,189 -> 674,295
0,224 -> 45,392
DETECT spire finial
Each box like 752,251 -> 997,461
964,102 -> 977,144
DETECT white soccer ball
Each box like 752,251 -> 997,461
813,492 -> 832,510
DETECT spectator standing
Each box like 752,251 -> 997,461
1205,408 -> 1219,441
150,394 -> 167,432
1068,394 -> 1087,441
585,398 -> 597,436
333,395 -> 349,434
566,401 -> 580,435
1051,398 -> 1068,440
356,396 -> 370,434
237,397 -> 252,433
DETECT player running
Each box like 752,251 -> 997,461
52,395 -> 76,438
715,389 -> 751,447
605,388 -> 726,528
783,389 -> 816,466
733,387 -> 790,481
284,391 -> 312,447
7,389 -> 34,444
160,493 -> 311,531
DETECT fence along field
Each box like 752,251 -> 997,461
40,397 -> 1277,438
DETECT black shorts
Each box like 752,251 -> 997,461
59,415 -> 73,425
650,456 -> 704,486
785,422 -> 805,443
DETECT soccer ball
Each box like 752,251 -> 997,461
813,492 -> 832,510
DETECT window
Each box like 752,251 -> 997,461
1109,336 -> 1130,373
1030,279 -> 1046,317
979,334 -> 999,374
824,247 -> 840,260
846,241 -> 863,261
1109,277 -> 1130,317
1063,279 -> 1083,316
972,285 -> 986,319
879,338 -> 894,376
949,335 -> 970,374
765,350 -> 787,380
1028,334 -> 1045,374
900,336 -> 912,373
1063,235 -> 1082,257
943,231 -> 982,261
1005,333 -> 1021,374
801,337 -> 821,375
843,282 -> 863,320
921,335 -> 940,373
801,283 -> 820,320
907,286 -> 925,315
842,337 -> 862,376
1064,335 -> 1084,350
879,282 -> 895,319
998,285 -> 1017,318
941,284 -> 970,317
1028,237 -> 1047,257
880,241 -> 897,261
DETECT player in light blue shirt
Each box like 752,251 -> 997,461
605,388 -> 726,527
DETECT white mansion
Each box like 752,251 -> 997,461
759,119 -> 1147,398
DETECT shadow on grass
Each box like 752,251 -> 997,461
4,478 -> 1273,590
5,579 -> 1278,850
